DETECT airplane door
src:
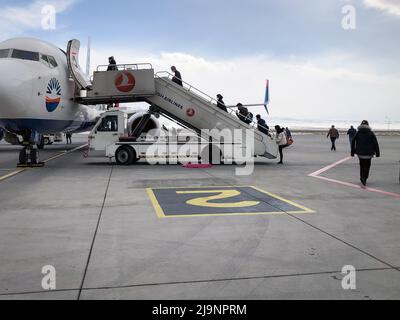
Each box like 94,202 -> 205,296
67,39 -> 92,90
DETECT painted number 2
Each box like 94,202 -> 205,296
176,190 -> 260,208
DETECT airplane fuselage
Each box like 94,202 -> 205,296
0,38 -> 98,137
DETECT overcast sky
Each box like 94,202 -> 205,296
0,0 -> 399,126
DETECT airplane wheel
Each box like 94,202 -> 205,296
19,148 -> 27,164
30,149 -> 38,164
115,146 -> 135,166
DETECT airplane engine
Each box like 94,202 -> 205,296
4,131 -> 21,145
128,112 -> 161,138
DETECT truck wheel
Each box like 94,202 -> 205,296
19,148 -> 27,164
115,146 -> 135,165
44,137 -> 50,145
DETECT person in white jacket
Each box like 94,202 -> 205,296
275,125 -> 288,164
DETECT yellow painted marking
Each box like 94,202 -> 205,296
0,169 -> 25,182
147,186 -> 315,218
159,211 -> 314,219
145,185 -> 246,190
0,144 -> 87,183
43,151 -> 68,163
176,190 -> 259,208
146,188 -> 165,218
43,144 -> 88,163
250,186 -> 315,213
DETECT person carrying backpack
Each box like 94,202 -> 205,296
275,125 -> 288,164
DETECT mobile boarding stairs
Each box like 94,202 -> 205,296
67,40 -> 278,160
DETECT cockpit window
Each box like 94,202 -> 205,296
39,54 -> 58,68
2,49 -> 58,67
0,49 -> 10,58
40,54 -> 49,66
11,49 -> 39,61
48,56 -> 58,68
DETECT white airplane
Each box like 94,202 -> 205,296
0,37 -> 100,165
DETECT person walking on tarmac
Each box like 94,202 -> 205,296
351,120 -> 380,186
216,94 -> 228,112
275,125 -> 288,164
327,125 -> 340,151
347,125 -> 357,145
171,66 -> 183,86
107,56 -> 117,71
256,114 -> 270,136
66,133 -> 72,145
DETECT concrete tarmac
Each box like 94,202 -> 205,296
0,134 -> 399,300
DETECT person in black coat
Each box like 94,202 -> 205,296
256,114 -> 270,135
236,103 -> 248,123
171,66 -> 183,86
351,120 -> 380,186
347,125 -> 357,145
107,56 -> 117,71
216,94 -> 228,112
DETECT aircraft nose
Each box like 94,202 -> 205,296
0,59 -> 33,118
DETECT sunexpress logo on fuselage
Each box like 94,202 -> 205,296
45,78 -> 61,112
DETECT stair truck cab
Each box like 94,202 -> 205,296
88,109 -> 208,165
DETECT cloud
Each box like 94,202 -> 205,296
0,0 -> 79,38
84,45 -> 400,124
363,0 -> 400,17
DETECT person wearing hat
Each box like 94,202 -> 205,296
171,66 -> 183,86
351,120 -> 380,186
107,56 -> 117,71
216,94 -> 228,112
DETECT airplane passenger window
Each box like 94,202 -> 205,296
97,116 -> 118,132
0,49 -> 10,58
48,56 -> 58,68
11,49 -> 39,61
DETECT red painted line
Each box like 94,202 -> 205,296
309,156 -> 352,177
309,157 -> 400,199
313,175 -> 400,199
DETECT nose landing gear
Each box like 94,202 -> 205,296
18,144 -> 44,168
17,131 -> 45,168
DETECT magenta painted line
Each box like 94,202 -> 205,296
309,157 -> 400,199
